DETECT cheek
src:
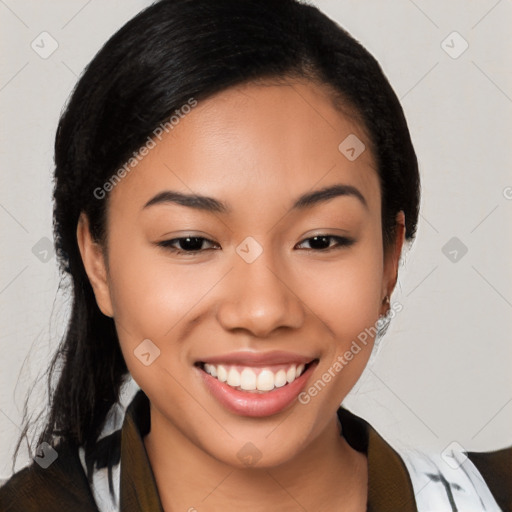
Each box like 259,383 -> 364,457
108,248 -> 214,337
106,246 -> 211,395
298,237 -> 384,393
105,234 -> 231,380
299,241 -> 384,340
325,262 -> 382,339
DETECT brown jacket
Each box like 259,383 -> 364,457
1,390 -> 510,511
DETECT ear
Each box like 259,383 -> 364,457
380,210 -> 406,315
76,212 -> 114,317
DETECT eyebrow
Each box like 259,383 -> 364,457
143,184 -> 368,213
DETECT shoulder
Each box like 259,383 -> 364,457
467,445 -> 512,512
397,443 -> 511,511
338,404 -> 510,511
0,440 -> 99,512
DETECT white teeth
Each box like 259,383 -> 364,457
202,362 -> 308,392
257,369 -> 275,391
274,369 -> 287,388
286,366 -> 296,383
217,365 -> 227,382
204,363 -> 217,377
240,368 -> 257,390
227,367 -> 241,387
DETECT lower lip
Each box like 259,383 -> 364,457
198,363 -> 316,417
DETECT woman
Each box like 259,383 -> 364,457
1,0 -> 509,510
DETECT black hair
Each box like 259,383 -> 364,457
12,0 -> 420,484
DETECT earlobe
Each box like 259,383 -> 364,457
76,212 -> 114,318
381,210 -> 406,314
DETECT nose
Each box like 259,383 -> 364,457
216,248 -> 305,337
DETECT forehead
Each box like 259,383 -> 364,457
108,80 -> 380,218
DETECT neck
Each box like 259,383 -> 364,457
143,409 -> 367,512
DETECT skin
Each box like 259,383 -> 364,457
77,79 -> 405,511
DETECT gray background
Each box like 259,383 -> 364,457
1,0 -> 511,480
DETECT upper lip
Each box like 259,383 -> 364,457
198,350 -> 316,366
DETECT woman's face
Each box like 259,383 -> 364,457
79,79 -> 403,467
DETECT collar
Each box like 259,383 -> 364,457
119,389 -> 417,511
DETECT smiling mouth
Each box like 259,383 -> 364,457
196,360 -> 318,393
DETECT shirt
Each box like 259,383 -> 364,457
1,385 -> 510,511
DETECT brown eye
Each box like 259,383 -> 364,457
157,236 -> 218,254
296,235 -> 354,251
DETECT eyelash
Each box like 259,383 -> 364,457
156,235 -> 355,255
